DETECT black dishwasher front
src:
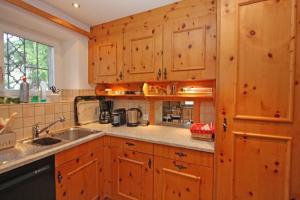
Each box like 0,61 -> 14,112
0,155 -> 55,200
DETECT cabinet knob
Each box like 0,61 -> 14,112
125,141 -> 135,146
175,152 -> 187,157
223,117 -> 228,132
57,171 -> 63,183
148,158 -> 152,169
163,68 -> 167,80
157,69 -> 162,80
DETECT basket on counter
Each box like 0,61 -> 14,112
0,131 -> 16,150
190,123 -> 215,141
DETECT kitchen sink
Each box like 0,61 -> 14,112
32,137 -> 62,146
52,127 -> 100,141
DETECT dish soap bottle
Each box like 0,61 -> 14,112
19,76 -> 29,103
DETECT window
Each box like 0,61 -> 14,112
3,33 -> 54,90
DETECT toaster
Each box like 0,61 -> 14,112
111,108 -> 127,126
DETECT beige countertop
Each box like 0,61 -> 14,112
0,123 -> 214,175
81,123 -> 215,152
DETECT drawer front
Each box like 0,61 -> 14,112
154,144 -> 214,167
154,156 -> 213,200
56,137 -> 103,167
110,137 -> 153,154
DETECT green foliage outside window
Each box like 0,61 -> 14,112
3,33 -> 53,90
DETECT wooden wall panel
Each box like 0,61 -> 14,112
234,0 -> 295,122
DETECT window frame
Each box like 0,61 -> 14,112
2,32 -> 55,92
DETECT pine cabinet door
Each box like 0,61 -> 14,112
92,33 -> 124,83
123,24 -> 163,82
154,156 -> 213,200
56,156 -> 99,200
111,148 -> 153,200
163,15 -> 216,81
216,0 -> 299,199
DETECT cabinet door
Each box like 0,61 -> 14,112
217,0 -> 298,199
163,15 -> 216,81
154,156 -> 213,200
93,33 -> 123,83
56,155 -> 99,200
123,24 -> 163,82
111,148 -> 153,200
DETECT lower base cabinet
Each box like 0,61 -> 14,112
55,138 -> 104,200
55,136 -> 213,200
154,156 -> 213,200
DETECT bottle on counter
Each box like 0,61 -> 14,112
31,84 -> 39,103
40,81 -> 47,102
19,76 -> 29,103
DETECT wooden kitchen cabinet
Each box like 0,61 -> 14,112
89,29 -> 124,83
55,138 -> 104,200
123,23 -> 163,82
154,144 -> 214,200
163,15 -> 216,81
109,137 -> 154,200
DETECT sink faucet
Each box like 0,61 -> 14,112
32,116 -> 65,139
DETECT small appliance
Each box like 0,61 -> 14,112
127,108 -> 143,127
111,108 -> 127,126
99,100 -> 113,124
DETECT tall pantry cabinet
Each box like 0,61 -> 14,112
216,0 -> 300,199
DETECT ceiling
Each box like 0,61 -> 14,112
39,0 -> 178,26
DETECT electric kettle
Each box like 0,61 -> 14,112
127,108 -> 143,127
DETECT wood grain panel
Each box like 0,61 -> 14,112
234,0 -> 296,122
164,14 -> 216,81
233,132 -> 291,200
154,156 -> 213,200
123,23 -> 163,82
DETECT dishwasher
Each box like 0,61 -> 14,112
0,155 -> 55,200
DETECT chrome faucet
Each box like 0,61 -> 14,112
32,116 -> 65,139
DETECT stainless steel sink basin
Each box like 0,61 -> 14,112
52,127 -> 100,141
32,137 -> 62,146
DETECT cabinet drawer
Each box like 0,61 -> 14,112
56,138 -> 103,167
110,137 -> 153,154
154,144 -> 213,167
154,156 -> 213,200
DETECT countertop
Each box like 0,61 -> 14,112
0,123 -> 214,174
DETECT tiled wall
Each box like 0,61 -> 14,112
0,101 -> 75,140
0,89 -> 95,141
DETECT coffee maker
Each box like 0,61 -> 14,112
99,100 -> 113,124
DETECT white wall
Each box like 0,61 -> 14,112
0,1 -> 92,92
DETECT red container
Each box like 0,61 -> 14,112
190,123 -> 215,141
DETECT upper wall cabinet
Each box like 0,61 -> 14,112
91,32 -> 124,83
163,15 -> 216,81
123,23 -> 163,82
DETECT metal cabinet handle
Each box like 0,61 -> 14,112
157,69 -> 162,80
119,71 -> 123,80
57,171 -> 63,183
175,152 -> 187,157
125,142 -> 135,146
223,117 -> 228,132
174,163 -> 187,170
148,159 -> 152,169
163,68 -> 167,80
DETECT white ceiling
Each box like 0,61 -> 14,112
38,0 -> 178,26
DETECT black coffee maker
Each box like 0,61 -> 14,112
99,100 -> 113,124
